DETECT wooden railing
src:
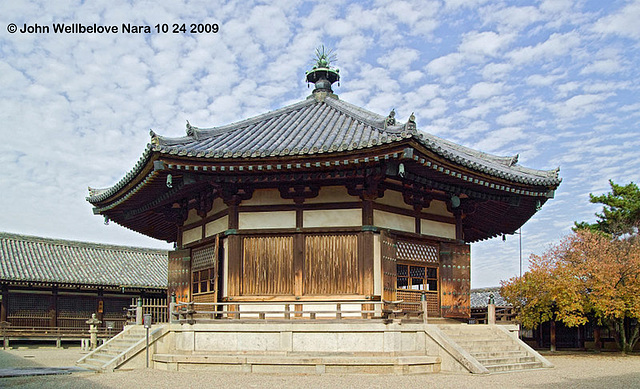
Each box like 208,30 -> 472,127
470,306 -> 517,324
171,300 -> 426,323
0,324 -> 117,349
125,298 -> 169,324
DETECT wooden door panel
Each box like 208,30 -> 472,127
168,249 -> 191,303
440,243 -> 470,319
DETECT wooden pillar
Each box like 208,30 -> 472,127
594,326 -> 602,352
225,197 -> 241,297
454,210 -> 464,241
0,285 -> 7,323
550,320 -> 557,352
360,231 -> 374,296
294,233 -> 304,297
362,198 -> 373,226
50,287 -> 58,328
97,289 -> 104,322
294,199 -> 304,297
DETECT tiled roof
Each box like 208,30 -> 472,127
87,94 -> 560,203
0,232 -> 168,289
470,287 -> 511,308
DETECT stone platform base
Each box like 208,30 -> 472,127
153,352 -> 441,374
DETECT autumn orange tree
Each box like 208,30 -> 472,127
502,231 -> 640,352
502,181 -> 640,352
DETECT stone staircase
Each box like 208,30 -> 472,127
77,325 -> 166,372
436,324 -> 553,373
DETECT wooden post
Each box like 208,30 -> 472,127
50,288 -> 58,328
0,286 -> 7,323
594,326 -> 602,352
136,297 -> 143,325
421,293 -> 428,324
550,320 -> 557,352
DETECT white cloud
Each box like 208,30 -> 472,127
496,110 -> 530,126
481,62 -> 513,80
592,1 -> 640,40
377,47 -> 420,71
550,93 -> 613,119
483,5 -> 543,32
468,81 -> 504,99
459,31 -> 515,57
580,59 -> 622,75
425,53 -> 463,79
526,73 -> 565,86
508,31 -> 581,65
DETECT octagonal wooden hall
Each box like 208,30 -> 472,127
87,53 -> 560,321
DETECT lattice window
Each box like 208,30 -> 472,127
397,264 -> 437,291
103,298 -> 130,319
193,268 -> 216,294
396,241 -> 438,263
58,296 -> 95,318
8,293 -> 51,317
192,244 -> 216,271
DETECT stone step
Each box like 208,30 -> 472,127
471,350 -> 529,359
90,353 -> 115,361
476,355 -> 536,366
454,339 -> 516,348
82,358 -> 107,368
153,353 -> 442,375
484,361 -> 544,373
77,362 -> 101,371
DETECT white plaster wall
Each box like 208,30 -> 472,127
241,188 -> 295,206
425,200 -> 453,217
304,186 -> 358,204
375,190 -> 412,210
206,198 -> 228,217
303,209 -> 362,228
238,211 -> 296,229
421,219 -> 456,240
182,226 -> 202,245
184,209 -> 201,225
205,215 -> 228,237
373,210 -> 415,233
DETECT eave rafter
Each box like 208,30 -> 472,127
92,140 -> 558,243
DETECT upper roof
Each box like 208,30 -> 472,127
88,93 -> 560,203
0,232 -> 168,289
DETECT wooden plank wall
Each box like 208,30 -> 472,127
304,234 -> 359,295
242,236 -> 294,295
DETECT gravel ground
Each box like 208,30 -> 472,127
1,346 -> 639,389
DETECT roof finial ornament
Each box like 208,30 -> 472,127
186,120 -> 195,137
385,109 -> 396,128
306,45 -> 340,95
149,129 -> 159,145
406,112 -> 416,131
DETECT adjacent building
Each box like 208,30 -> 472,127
0,232 -> 167,330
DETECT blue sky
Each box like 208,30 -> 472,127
1,0 -> 638,288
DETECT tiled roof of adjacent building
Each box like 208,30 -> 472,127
470,287 -> 511,308
87,94 -> 560,203
0,232 -> 168,289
